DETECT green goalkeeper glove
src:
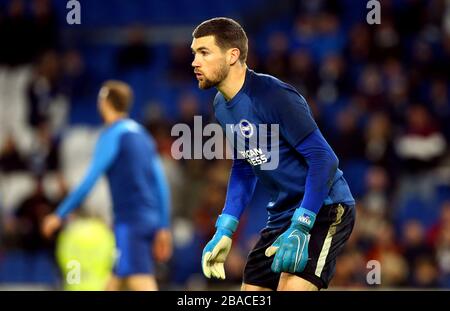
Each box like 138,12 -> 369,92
201,214 -> 238,279
265,207 -> 316,273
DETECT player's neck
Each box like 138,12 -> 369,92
217,64 -> 247,101
105,113 -> 127,125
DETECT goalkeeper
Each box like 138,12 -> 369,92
191,18 -> 355,291
41,81 -> 171,291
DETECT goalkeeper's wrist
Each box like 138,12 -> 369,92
55,209 -> 66,219
215,214 -> 239,237
291,207 -> 316,232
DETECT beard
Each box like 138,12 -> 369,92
198,60 -> 229,90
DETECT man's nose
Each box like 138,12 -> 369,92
192,56 -> 200,67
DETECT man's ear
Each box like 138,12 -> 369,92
228,48 -> 241,66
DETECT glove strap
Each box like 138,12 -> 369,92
292,207 -> 316,231
215,214 -> 239,237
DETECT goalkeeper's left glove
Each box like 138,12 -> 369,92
265,207 -> 316,273
201,214 -> 239,280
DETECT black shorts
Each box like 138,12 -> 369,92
243,203 -> 355,290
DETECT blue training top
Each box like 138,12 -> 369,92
56,119 -> 170,228
214,69 -> 355,229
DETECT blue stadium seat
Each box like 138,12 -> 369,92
394,196 -> 439,231
435,185 -> 450,206
30,251 -> 60,285
0,251 -> 28,283
0,250 -> 59,285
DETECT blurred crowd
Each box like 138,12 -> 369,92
0,0 -> 450,290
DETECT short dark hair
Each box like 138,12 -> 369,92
193,17 -> 248,63
101,80 -> 133,113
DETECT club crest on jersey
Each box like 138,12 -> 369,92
239,119 -> 254,138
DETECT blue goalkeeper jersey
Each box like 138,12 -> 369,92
214,69 -> 354,228
56,119 -> 170,228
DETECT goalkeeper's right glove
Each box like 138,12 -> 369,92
201,214 -> 239,280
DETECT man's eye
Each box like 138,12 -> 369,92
201,51 -> 208,56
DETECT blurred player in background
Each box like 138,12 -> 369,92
191,18 -> 355,291
42,80 -> 172,291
